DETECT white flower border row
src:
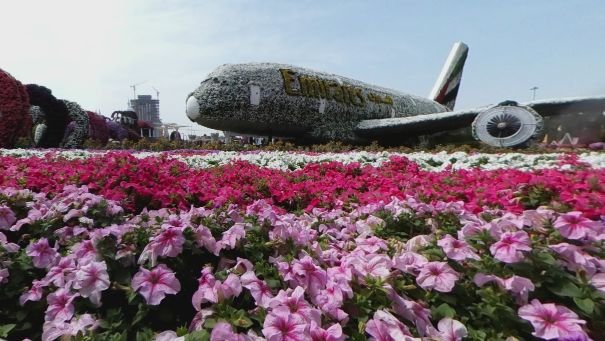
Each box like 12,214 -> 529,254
1,149 -> 605,171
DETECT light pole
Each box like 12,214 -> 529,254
530,86 -> 539,100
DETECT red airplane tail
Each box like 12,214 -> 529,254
429,42 -> 469,110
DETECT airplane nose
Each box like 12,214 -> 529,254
186,96 -> 201,121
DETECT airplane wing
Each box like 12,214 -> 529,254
522,95 -> 605,116
355,95 -> 605,138
355,108 -> 485,137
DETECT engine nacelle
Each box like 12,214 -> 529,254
472,104 -> 544,147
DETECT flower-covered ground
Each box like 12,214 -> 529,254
0,150 -> 604,340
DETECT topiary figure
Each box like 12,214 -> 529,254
0,68 -> 31,148
25,84 -> 70,147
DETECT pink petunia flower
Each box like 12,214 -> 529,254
291,256 -> 327,295
416,262 -> 460,293
387,287 -> 432,336
0,231 -> 19,253
489,231 -> 531,263
270,286 -> 321,325
591,273 -> 605,294
434,318 -> 468,341
393,252 -> 428,274
220,223 -> 246,249
0,268 -> 8,284
74,261 -> 111,306
550,243 -> 601,275
45,288 -> 78,322
310,322 -> 345,341
192,267 -> 219,308
365,309 -> 412,341
350,254 -> 393,280
0,205 -> 16,229
42,313 -> 97,341
26,238 -> 59,269
43,256 -> 76,288
241,271 -> 274,308
131,264 -> 181,305
210,321 -> 248,341
518,299 -> 588,340
554,211 -> 600,240
20,280 -> 45,305
437,234 -> 480,261
140,227 -> 185,265
262,310 -> 309,341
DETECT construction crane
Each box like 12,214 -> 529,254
130,81 -> 147,99
152,86 -> 160,101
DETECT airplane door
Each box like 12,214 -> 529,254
249,82 -> 261,106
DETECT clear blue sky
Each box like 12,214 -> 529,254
1,1 -> 604,133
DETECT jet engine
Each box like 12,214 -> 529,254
472,103 -> 544,147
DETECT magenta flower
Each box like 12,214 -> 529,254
262,311 -> 309,341
45,288 -> 78,322
365,309 -> 412,341
434,318 -> 468,341
437,234 -> 480,261
131,264 -> 181,305
518,299 -> 587,340
489,231 -> 531,263
554,211 -> 600,240
310,322 -> 345,341
416,262 -> 460,293
0,205 -> 16,229
74,261 -> 111,306
26,238 -> 59,269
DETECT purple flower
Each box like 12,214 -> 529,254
131,264 -> 181,305
434,318 -> 468,341
365,309 -> 412,341
74,261 -> 110,306
72,240 -> 98,265
0,205 -> 16,229
474,273 -> 535,304
437,234 -> 480,261
387,288 -> 432,336
351,254 -> 393,280
416,262 -> 460,293
518,299 -> 587,340
262,311 -> 309,341
45,288 -> 78,322
554,211 -> 600,240
0,231 -> 19,252
489,231 -> 531,263
26,238 -> 59,269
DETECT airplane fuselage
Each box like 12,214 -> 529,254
186,63 -> 449,142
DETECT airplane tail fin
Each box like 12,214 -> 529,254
429,42 -> 469,110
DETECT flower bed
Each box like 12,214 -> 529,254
0,150 -> 604,340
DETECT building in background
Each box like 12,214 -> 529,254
129,95 -> 162,136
